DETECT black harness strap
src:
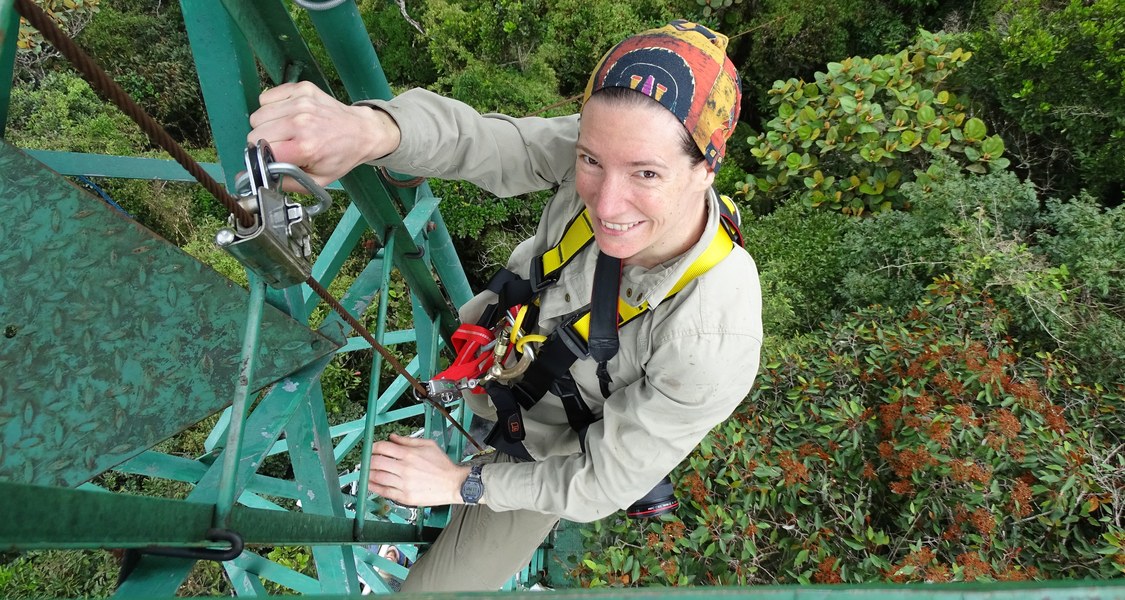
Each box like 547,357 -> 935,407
588,252 -> 622,399
552,374 -> 597,452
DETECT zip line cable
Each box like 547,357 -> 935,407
13,0 -> 483,452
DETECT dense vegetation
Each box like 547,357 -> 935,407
2,0 -> 1122,594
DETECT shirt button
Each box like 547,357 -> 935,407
626,288 -> 633,298
564,293 -> 571,302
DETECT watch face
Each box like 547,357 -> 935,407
462,480 -> 484,503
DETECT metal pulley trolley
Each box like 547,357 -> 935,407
216,140 -> 333,289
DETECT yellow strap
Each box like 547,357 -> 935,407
539,211 -> 595,278
570,221 -> 735,340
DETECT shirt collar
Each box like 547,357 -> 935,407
622,189 -> 720,309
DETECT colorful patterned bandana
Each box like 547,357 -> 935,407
583,20 -> 742,172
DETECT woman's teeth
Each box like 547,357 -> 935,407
602,220 -> 639,232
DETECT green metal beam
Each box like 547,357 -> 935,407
115,356 -> 354,596
285,379 -> 361,593
0,481 -> 440,549
1,0 -> 17,137
181,0 -> 265,192
27,150 -> 225,182
297,0 -> 473,309
215,0 -> 327,87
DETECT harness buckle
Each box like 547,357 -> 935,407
528,258 -> 560,293
555,310 -> 591,360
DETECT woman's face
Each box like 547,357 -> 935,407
576,95 -> 715,268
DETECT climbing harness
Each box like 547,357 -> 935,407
423,190 -> 744,456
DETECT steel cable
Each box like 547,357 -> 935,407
13,0 -> 255,229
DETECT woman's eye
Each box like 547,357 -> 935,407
580,154 -> 599,166
640,170 -> 658,179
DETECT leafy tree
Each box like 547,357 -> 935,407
540,0 -> 672,94
1032,195 -> 1125,383
357,0 -> 438,87
5,70 -> 146,155
746,31 -> 1009,215
575,278 -> 1125,586
741,201 -> 850,332
835,155 -> 1038,309
74,0 -> 206,144
959,0 -> 1125,204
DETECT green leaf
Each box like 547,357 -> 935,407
838,95 -> 858,113
786,152 -> 803,171
917,105 -> 936,125
795,549 -> 809,565
964,145 -> 981,162
981,134 -> 1005,157
963,117 -> 987,141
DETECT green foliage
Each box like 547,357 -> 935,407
0,550 -> 118,598
431,179 -> 548,285
540,0 -> 672,94
14,0 -> 100,79
1038,195 -> 1125,304
6,70 -> 147,155
576,278 -> 1125,586
357,0 -> 438,86
835,155 -> 1039,309
960,0 -> 1125,203
748,31 -> 1010,215
442,57 -> 561,117
741,201 -> 850,332
423,0 -> 549,78
1028,195 -> 1125,383
75,1 -> 206,144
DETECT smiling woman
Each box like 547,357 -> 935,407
246,19 -> 762,593
576,95 -> 714,268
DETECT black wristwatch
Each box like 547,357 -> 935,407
460,465 -> 484,505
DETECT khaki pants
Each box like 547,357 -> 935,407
400,452 -> 560,592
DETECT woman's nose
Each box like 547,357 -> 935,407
591,174 -> 631,217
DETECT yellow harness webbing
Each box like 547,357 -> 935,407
533,197 -> 740,342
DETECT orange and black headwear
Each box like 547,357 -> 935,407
583,20 -> 742,172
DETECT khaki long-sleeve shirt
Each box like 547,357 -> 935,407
364,89 -> 762,522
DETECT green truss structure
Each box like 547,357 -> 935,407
2,1 -> 1125,598
0,0 -> 530,594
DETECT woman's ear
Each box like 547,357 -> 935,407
700,164 -> 716,189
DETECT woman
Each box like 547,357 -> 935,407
248,20 -> 762,591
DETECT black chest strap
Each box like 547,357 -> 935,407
588,252 -> 622,399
